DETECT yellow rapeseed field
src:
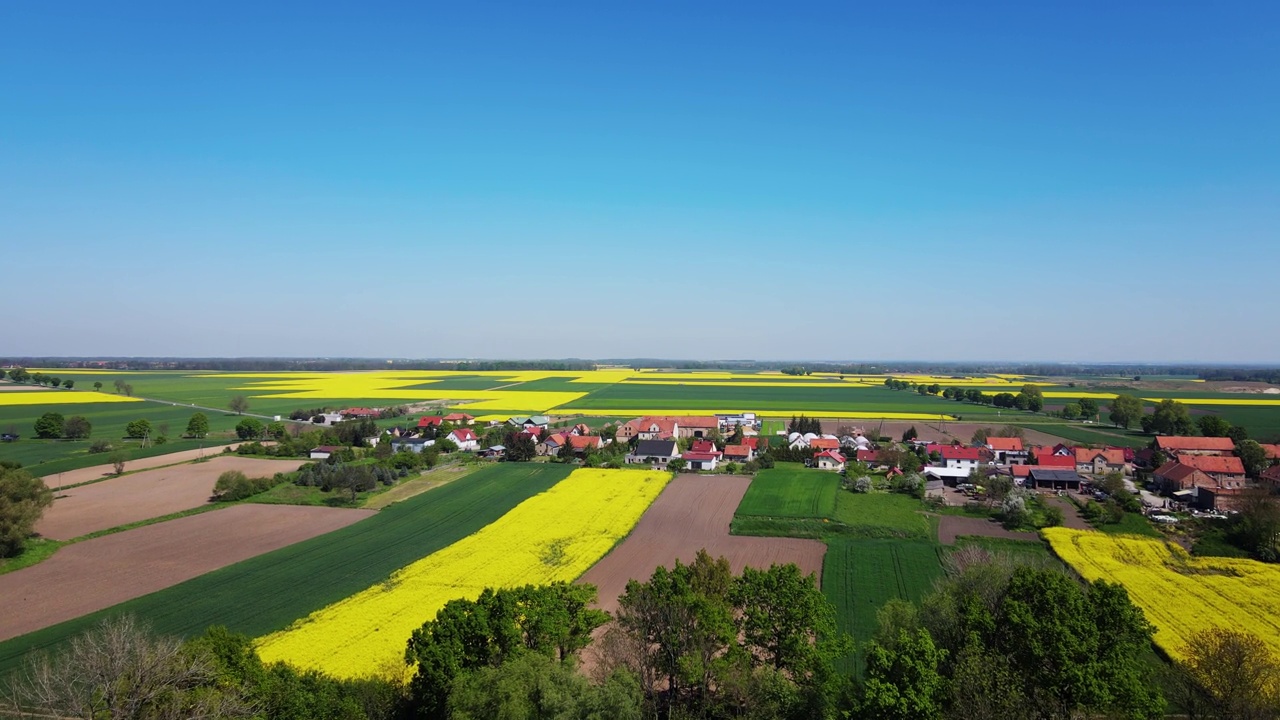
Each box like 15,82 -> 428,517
0,391 -> 142,406
1043,528 -> 1280,660
544,407 -> 955,420
256,467 -> 671,678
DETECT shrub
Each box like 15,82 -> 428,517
852,476 -> 873,493
211,471 -> 280,501
88,439 -> 113,454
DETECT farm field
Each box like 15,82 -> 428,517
35,455 -> 308,540
733,465 -> 839,518
0,463 -> 571,676
256,467 -> 672,678
579,474 -> 827,615
0,504 -> 372,642
822,538 -> 945,673
1044,529 -> 1280,660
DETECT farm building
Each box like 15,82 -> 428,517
1171,455 -> 1246,487
1154,436 -> 1236,456
1026,468 -> 1084,492
617,417 -> 679,442
676,416 -> 719,439
1074,448 -> 1129,475
923,466 -> 971,485
813,450 -> 846,472
309,445 -> 341,460
1152,461 -> 1216,494
390,437 -> 435,454
340,407 -> 379,419
538,433 -> 568,456
507,415 -> 550,429
724,444 -> 755,462
986,437 -> 1027,464
683,451 -> 720,471
1259,465 -> 1280,487
626,439 -> 681,467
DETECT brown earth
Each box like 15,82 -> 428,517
820,420 -> 1069,447
36,456 -> 308,540
1041,495 -> 1093,530
35,442 -> 248,484
0,503 -> 372,641
936,515 -> 1038,545
578,474 -> 827,615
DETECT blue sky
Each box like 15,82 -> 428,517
2,2 -> 1277,362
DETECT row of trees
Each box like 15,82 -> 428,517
2,369 -> 74,389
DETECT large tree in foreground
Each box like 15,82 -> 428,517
0,466 -> 53,557
1108,394 -> 1144,429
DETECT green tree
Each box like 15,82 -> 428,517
1061,403 -> 1081,419
1149,398 -> 1194,435
33,412 -> 66,439
860,628 -> 948,720
229,395 -> 250,415
109,450 -> 127,475
668,457 -> 686,472
1197,414 -> 1232,437
93,381 -> 103,391
0,466 -> 54,557
503,432 -> 536,462
448,653 -> 642,720
1237,439 -> 1271,477
62,379 -> 74,389
186,412 -> 210,438
234,418 -> 264,440
124,418 -> 152,439
406,582 -> 609,719
1172,627 -> 1280,720
902,426 -> 918,442
1108,394 -> 1144,429
971,427 -> 992,444
733,563 -> 851,687
1078,397 -> 1099,418
63,415 -> 92,439
266,421 -> 288,440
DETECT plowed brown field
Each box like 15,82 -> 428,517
578,474 -> 826,614
0,503 -> 372,641
36,456 -> 308,540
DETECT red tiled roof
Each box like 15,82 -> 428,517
941,446 -> 982,461
417,416 -> 443,428
1036,455 -> 1077,468
724,444 -> 752,457
809,438 -> 840,450
1074,448 -> 1127,465
1260,444 -> 1280,460
683,451 -> 720,462
742,437 -> 761,450
1176,454 -> 1245,475
449,428 -> 477,442
568,435 -> 601,450
814,450 -> 846,463
443,413 -> 473,422
1154,461 -> 1214,487
1012,464 -> 1033,477
1261,465 -> 1280,483
1031,445 -> 1074,461
857,449 -> 881,462
1155,436 -> 1236,452
341,407 -> 378,417
679,416 -> 719,428
987,437 -> 1024,452
691,439 -> 717,453
312,445 -> 342,453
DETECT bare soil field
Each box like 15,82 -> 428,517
36,456 -> 307,540
40,443 -> 247,487
0,504 -> 372,641
936,515 -> 1038,545
579,475 -> 827,614
822,420 -> 1069,447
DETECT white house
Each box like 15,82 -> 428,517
683,451 -> 720,471
939,446 -> 982,473
627,439 -> 681,467
813,450 -> 847,472
309,445 -> 340,460
447,428 -> 480,451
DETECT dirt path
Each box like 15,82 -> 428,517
36,456 -> 308,540
37,443 -> 250,486
578,475 -> 827,614
362,463 -> 476,510
0,504 -> 373,641
936,515 -> 1039,544
1042,495 -> 1093,530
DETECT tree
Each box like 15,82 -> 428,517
63,415 -> 92,439
1078,397 -> 1099,418
186,412 -> 210,438
448,653 -> 643,720
33,412 -> 65,439
266,421 -> 288,440
971,427 -> 992,444
234,418 -> 264,441
0,466 -> 53,557
668,458 -> 686,472
1109,394 -> 1144,429
1149,399 -> 1195,436
1198,414 -> 1233,438
124,418 -> 152,439
406,582 -> 609,719
734,563 -> 850,688
7,615 -> 253,720
1233,487 -> 1280,561
109,450 -> 127,475
1061,403 -> 1082,419
93,381 -> 103,392
902,426 -> 918,442
860,628 -> 947,720
228,395 -> 250,415
8,367 -> 30,383
62,379 -> 74,389
503,432 -> 536,462
1173,627 -> 1280,720
1237,439 -> 1271,478
331,464 -> 375,502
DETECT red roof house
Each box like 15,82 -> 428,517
1155,436 -> 1236,455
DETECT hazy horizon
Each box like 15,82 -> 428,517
3,3 -> 1277,362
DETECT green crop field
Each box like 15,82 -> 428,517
0,462 -> 572,676
830,492 -> 933,539
565,384 -> 1005,416
734,464 -> 839,518
822,538 -> 945,674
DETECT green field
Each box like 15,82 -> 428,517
0,462 -> 572,676
821,538 -> 945,674
566,384 -> 1003,416
734,465 -> 839,517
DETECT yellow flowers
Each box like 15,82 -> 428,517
256,467 -> 671,678
0,391 -> 141,406
1043,528 -> 1280,660
546,408 -> 954,420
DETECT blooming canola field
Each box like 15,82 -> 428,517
255,467 -> 672,678
1043,528 -> 1280,660
0,390 -> 141,406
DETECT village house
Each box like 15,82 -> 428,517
809,437 -> 840,452
1259,465 -> 1280,488
724,444 -> 755,463
813,449 -> 846,472
683,451 -> 720,471
538,433 -> 567,456
340,407 -> 379,419
417,416 -> 444,430
676,416 -> 719,439
939,446 -> 982,473
443,413 -> 475,425
309,445 -> 341,460
507,415 -> 550,430
1074,447 -> 1129,475
1154,436 -> 1237,457
1260,444 -> 1280,461
447,428 -> 480,452
568,435 -> 603,455
617,417 -> 680,442
788,432 -> 819,450
390,437 -> 434,454
1152,461 -> 1217,495
626,439 -> 681,467
986,437 -> 1028,464
690,439 -> 721,456
1173,454 -> 1247,487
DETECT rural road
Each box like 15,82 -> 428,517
39,442 -> 250,488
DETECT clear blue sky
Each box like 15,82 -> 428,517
2,2 -> 1277,362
